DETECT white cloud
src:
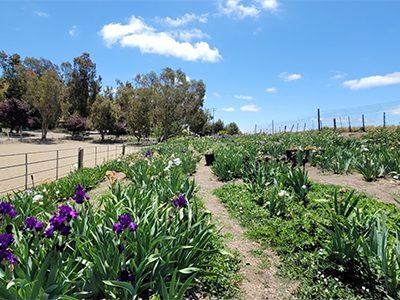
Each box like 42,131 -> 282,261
100,16 -> 221,63
279,72 -> 303,82
68,25 -> 77,37
213,92 -> 221,97
235,95 -> 253,100
389,105 -> 400,115
222,107 -> 235,112
156,13 -> 208,27
342,72 -> 400,90
266,87 -> 277,93
34,11 -> 49,17
219,0 -> 279,18
331,71 -> 347,80
219,0 -> 260,19
241,104 -> 260,112
258,0 -> 279,11
173,29 -> 209,41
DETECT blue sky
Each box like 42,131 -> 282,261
2,0 -> 400,132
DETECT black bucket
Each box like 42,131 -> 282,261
205,153 -> 215,166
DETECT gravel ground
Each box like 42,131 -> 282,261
0,137 -> 139,194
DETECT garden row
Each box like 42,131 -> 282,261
208,127 -> 400,182
0,139 -> 238,299
198,132 -> 400,299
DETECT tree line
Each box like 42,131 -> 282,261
0,51 -> 240,141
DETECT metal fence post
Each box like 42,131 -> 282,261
56,150 -> 59,179
383,112 -> 386,127
24,153 -> 28,190
107,146 -> 109,161
122,144 -> 126,156
362,114 -> 365,132
333,118 -> 337,131
317,108 -> 321,131
78,148 -> 84,169
95,147 -> 97,166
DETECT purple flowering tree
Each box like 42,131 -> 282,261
0,98 -> 30,133
64,116 -> 88,137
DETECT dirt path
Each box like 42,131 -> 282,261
307,166 -> 400,207
194,161 -> 296,300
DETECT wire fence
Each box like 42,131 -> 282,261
255,100 -> 400,134
0,144 -> 140,195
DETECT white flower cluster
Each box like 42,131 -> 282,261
164,157 -> 182,171
278,190 -> 289,197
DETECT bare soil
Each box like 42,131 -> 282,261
0,138 -> 138,194
307,166 -> 400,207
194,161 -> 297,300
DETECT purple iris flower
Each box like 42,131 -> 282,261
72,184 -> 90,204
0,233 -> 17,264
118,269 -> 135,283
144,150 -> 153,158
172,194 -> 188,208
59,225 -> 71,236
113,222 -> 123,234
118,213 -> 132,227
43,226 -> 55,238
0,233 -> 14,249
58,205 -> 78,220
25,216 -> 44,232
44,205 -> 78,238
0,249 -> 18,264
113,213 -> 137,234
0,202 -> 17,218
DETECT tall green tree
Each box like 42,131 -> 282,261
25,69 -> 64,139
135,68 -> 207,139
126,88 -> 151,142
225,122 -> 240,135
0,52 -> 27,99
213,119 -> 225,134
63,53 -> 101,117
89,95 -> 116,141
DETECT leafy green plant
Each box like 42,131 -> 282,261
284,167 -> 311,204
355,154 -> 385,182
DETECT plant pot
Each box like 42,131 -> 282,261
205,153 -> 215,166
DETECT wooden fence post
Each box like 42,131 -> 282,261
78,148 -> 84,169
333,118 -> 337,131
122,144 -> 126,156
